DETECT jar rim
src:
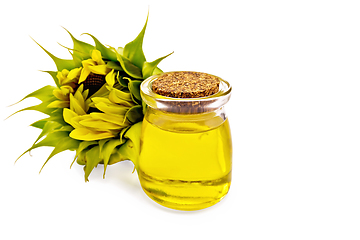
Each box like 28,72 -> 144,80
140,71 -> 232,111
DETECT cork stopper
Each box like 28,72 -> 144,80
152,71 -> 220,98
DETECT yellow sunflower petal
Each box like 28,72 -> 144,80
90,112 -> 128,126
105,69 -> 115,87
94,102 -> 129,115
74,89 -> 86,110
70,94 -> 86,115
57,69 -> 69,84
79,66 -> 91,84
72,114 -> 92,127
79,118 -> 122,130
53,90 -> 67,101
63,108 -> 79,127
47,100 -> 70,108
70,128 -> 114,141
53,86 -> 73,100
108,90 -> 135,107
82,58 -> 96,67
67,67 -> 82,80
91,97 -> 113,105
91,49 -> 105,65
88,65 -> 109,75
112,88 -> 132,101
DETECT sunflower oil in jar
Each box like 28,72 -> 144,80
139,71 -> 232,211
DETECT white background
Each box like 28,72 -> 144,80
1,0 -> 360,239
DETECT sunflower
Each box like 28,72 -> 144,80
12,14 -> 172,181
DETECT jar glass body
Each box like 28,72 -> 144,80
139,72 -> 232,211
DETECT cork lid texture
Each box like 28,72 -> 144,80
152,71 -> 220,98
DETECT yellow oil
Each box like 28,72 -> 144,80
138,110 -> 232,210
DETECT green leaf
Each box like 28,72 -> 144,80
31,37 -> 77,71
83,33 -> 117,62
123,13 -> 148,68
63,27 -> 94,60
125,105 -> 143,123
142,52 -> 173,79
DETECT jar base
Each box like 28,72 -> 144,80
139,171 -> 231,211
141,187 -> 229,211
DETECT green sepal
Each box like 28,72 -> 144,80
98,139 -> 109,158
10,85 -> 56,106
142,101 -> 148,115
128,80 -> 142,103
117,47 -> 124,55
46,108 -> 67,126
31,37 -> 77,71
100,139 -> 124,178
117,73 -> 131,88
119,126 -> 131,143
108,151 -> 127,165
142,52 -> 173,79
30,109 -> 67,129
39,136 -> 80,173
32,121 -> 63,145
152,67 -> 163,76
16,130 -> 70,163
42,71 -> 61,88
72,141 -> 97,166
123,13 -> 148,69
30,120 -> 47,129
125,105 -> 143,123
76,150 -> 88,166
63,27 -> 94,60
106,61 -> 123,71
8,99 -> 57,119
84,146 -> 101,182
118,122 -> 142,170
114,48 -> 143,79
83,33 -> 117,62
64,48 -> 83,68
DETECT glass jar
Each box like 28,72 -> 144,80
139,71 -> 232,211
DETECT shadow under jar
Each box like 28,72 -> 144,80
139,71 -> 232,211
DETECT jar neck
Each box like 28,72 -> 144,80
144,106 -> 227,133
